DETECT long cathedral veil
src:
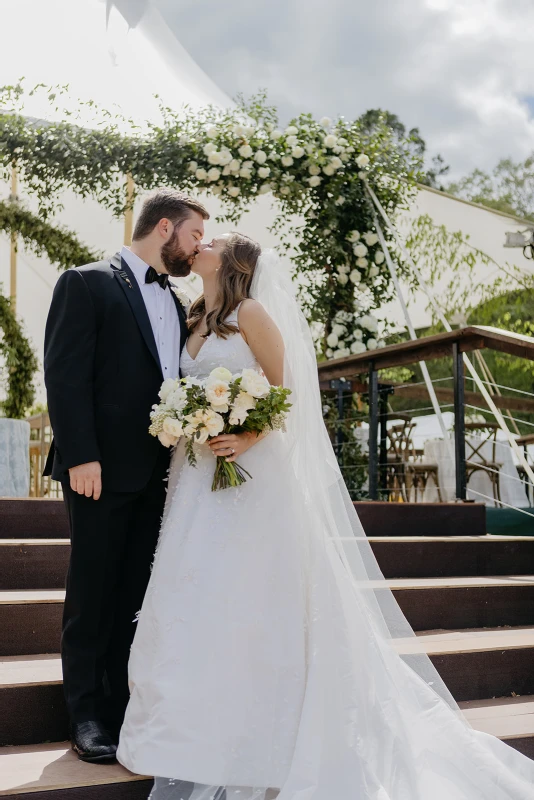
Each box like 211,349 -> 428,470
148,250 -> 534,800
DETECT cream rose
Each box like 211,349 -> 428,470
240,368 -> 270,398
205,378 -> 231,408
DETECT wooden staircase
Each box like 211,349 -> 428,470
1,498 -> 534,797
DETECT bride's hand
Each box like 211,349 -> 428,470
209,432 -> 264,463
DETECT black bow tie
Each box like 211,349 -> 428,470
145,266 -> 169,290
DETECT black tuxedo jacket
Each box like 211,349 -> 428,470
43,252 -> 188,492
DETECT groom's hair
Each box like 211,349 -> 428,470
132,188 -> 209,240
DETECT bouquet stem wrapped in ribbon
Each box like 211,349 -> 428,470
149,367 -> 292,491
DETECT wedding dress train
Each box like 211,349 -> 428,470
117,256 -> 534,799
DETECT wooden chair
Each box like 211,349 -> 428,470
464,421 -> 503,505
386,419 -> 442,502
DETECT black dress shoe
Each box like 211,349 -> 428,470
71,720 -> 118,763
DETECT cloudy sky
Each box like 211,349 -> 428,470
149,0 -> 534,181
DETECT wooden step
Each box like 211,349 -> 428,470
0,741 -> 152,798
0,542 -> 69,590
3,576 -> 534,657
2,536 -> 534,592
460,695 -> 534,758
367,535 -> 534,579
4,628 -> 534,744
0,500 -> 69,539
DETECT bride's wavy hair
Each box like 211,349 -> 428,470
188,232 -> 261,339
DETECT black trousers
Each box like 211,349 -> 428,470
60,450 -> 169,730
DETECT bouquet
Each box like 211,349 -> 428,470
149,367 -> 292,491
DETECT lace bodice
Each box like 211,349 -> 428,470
180,304 -> 260,379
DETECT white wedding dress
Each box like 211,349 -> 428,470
118,258 -> 534,800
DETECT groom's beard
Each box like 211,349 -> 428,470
161,228 -> 196,277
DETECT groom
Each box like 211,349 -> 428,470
44,188 -> 209,763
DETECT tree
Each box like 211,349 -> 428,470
357,109 -> 450,189
447,155 -> 534,221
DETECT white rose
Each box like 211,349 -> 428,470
281,155 -> 294,167
258,183 -> 271,195
337,265 -> 350,274
354,329 -> 363,341
363,232 -> 379,246
292,146 -> 305,158
229,158 -> 241,172
207,151 -> 221,165
203,142 -> 216,155
375,251 -> 385,265
320,116 -> 332,129
209,367 -> 233,382
202,409 -> 225,438
211,184 -> 223,196
351,341 -> 367,355
337,272 -> 349,285
244,125 -> 256,137
285,125 -> 298,135
220,150 -> 234,166
238,144 -> 253,158
239,167 -> 252,179
158,431 -> 179,448
258,166 -> 271,178
228,186 -> 240,197
353,243 -> 368,258
207,167 -> 221,182
356,257 -> 368,268
377,340 -> 386,348
233,124 -> 246,137
356,153 -> 370,168
332,323 -> 346,337
280,186 -> 291,195
222,165 -> 231,176
159,378 -> 179,402
333,348 -> 350,359
347,230 -> 360,243
206,126 -> 218,139
163,417 -> 183,439
323,134 -> 337,149
240,368 -> 270,398
254,150 -> 267,164
322,165 -> 335,176
326,348 -> 334,359
188,161 -> 198,173
205,379 -> 231,408
330,156 -> 343,169
308,164 -> 321,175
350,269 -> 362,284
195,168 -> 208,181
271,128 -> 283,140
367,338 -> 378,350
369,265 -> 380,277
308,175 -> 322,187
286,135 -> 298,147
326,332 -> 339,348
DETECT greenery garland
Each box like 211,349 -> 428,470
0,86 -> 422,358
0,291 -> 38,418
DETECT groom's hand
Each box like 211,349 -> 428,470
69,461 -> 102,500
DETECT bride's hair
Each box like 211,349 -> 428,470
188,232 -> 261,339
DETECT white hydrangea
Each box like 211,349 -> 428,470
207,167 -> 221,182
281,155 -> 294,167
285,125 -> 299,135
238,144 -> 253,159
195,168 -> 208,181
258,166 -> 271,179
356,153 -> 370,168
350,269 -> 362,284
292,146 -> 305,159
254,150 -> 267,164
308,175 -> 322,187
228,186 -> 240,197
347,230 -> 360,243
351,340 -> 367,354
363,232 -> 379,246
308,164 -> 321,176
353,243 -> 368,258
375,251 -> 385,265
323,134 -> 338,149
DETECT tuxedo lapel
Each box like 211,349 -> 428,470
169,285 -> 189,353
110,252 -> 163,376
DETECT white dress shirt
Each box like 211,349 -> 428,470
120,246 -> 182,379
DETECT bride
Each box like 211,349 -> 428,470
117,232 -> 534,799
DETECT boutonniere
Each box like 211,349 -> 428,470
171,285 -> 191,311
